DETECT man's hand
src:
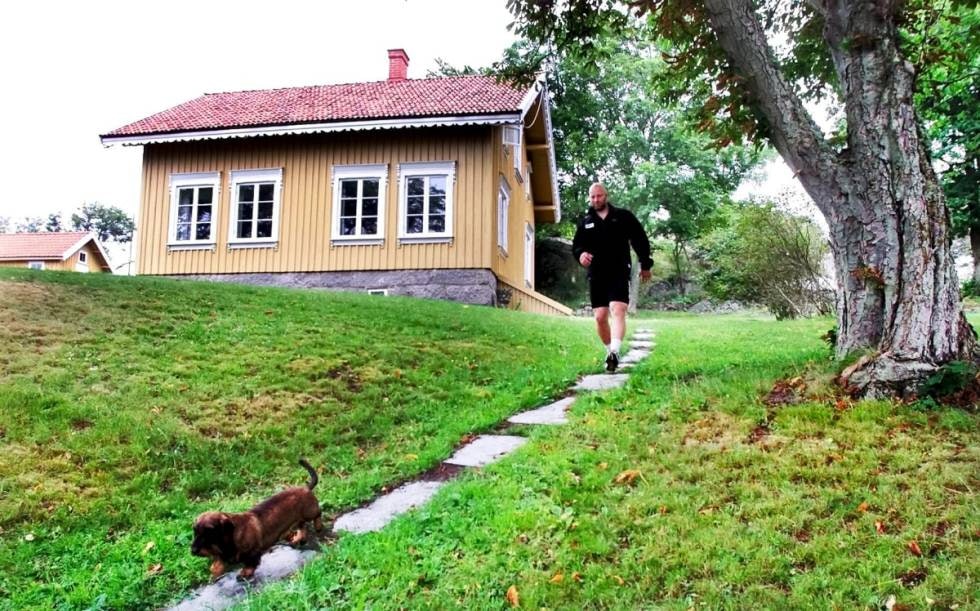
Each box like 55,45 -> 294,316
640,269 -> 652,282
579,252 -> 593,267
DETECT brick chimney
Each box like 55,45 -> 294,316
387,48 -> 409,82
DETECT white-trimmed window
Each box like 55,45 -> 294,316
524,223 -> 534,287
169,172 -> 220,248
332,164 -> 387,243
78,252 -> 88,264
397,161 -> 455,242
504,125 -> 523,181
497,179 -> 510,254
229,168 -> 283,246
27,261 -> 44,270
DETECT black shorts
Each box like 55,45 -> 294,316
589,273 -> 630,308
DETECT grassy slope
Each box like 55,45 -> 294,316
0,269 -> 599,609
241,314 -> 978,610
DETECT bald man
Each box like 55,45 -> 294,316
572,183 -> 652,372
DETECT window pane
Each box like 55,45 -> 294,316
197,205 -> 211,222
341,180 -> 358,199
195,223 -> 211,240
341,200 -> 357,217
239,202 -> 253,220
429,196 -> 445,215
407,216 -> 424,233
429,176 -> 446,196
362,218 -> 377,235
362,198 -> 378,216
198,187 -> 213,205
407,196 -> 423,215
238,184 -> 254,203
341,218 -> 357,235
428,215 -> 446,233
258,202 -> 274,220
237,221 -> 252,239
362,179 -> 379,198
176,223 -> 191,241
257,220 -> 273,238
177,206 -> 192,223
258,183 -> 274,201
407,177 -> 425,196
178,188 -> 194,206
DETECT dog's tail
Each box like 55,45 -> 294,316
299,458 -> 318,490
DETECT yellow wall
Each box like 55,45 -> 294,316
0,242 -> 107,272
490,126 -> 537,291
137,128 -> 496,276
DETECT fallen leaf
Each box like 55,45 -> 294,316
885,595 -> 897,611
404,453 -> 418,461
658,505 -> 669,515
549,572 -> 564,584
597,462 -> 609,471
875,520 -> 887,534
24,533 -> 35,542
147,563 -> 164,576
907,540 -> 922,557
612,575 -> 625,586
613,469 -> 643,486
571,572 -> 583,582
143,541 -> 156,554
857,501 -> 869,513
505,585 -> 519,608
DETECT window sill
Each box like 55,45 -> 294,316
398,236 -> 453,245
514,169 -> 523,184
498,246 -> 508,258
168,242 -> 216,252
228,240 -> 278,250
331,237 -> 384,247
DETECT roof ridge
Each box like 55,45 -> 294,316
202,74 -> 504,97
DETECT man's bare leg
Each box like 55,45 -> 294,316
594,306 -> 611,348
609,301 -> 628,352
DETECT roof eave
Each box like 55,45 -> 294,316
100,113 -> 524,147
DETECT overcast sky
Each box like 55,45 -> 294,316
0,0 -> 517,225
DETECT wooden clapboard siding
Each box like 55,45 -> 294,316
137,127 -> 495,276
491,125 -> 537,290
0,244 -> 109,272
498,279 -> 572,316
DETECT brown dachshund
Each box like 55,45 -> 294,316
191,458 -> 323,579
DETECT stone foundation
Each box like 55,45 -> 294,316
170,269 -> 499,306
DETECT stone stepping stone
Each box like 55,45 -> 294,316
444,435 -> 528,467
574,373 -> 629,391
170,545 -> 317,611
620,349 -> 650,364
333,480 -> 445,535
508,396 -> 575,425
632,334 -> 654,341
629,340 -> 654,349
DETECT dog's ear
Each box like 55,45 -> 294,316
218,513 -> 235,537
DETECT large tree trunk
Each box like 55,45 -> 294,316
972,228 -> 980,284
703,0 -> 978,397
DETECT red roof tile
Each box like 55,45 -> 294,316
0,232 -> 91,260
103,75 -> 530,138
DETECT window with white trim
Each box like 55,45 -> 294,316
504,125 -> 523,180
524,223 -> 534,287
497,179 -> 510,254
78,251 -> 88,264
169,172 -> 220,247
28,261 -> 44,270
229,168 -> 283,245
398,161 -> 455,241
332,164 -> 387,242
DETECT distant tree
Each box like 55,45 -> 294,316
15,217 -> 44,233
0,216 -> 9,233
71,203 -> 134,243
45,213 -> 63,233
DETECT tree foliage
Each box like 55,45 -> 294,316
71,203 -> 135,243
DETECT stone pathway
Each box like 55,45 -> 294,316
169,327 -> 655,610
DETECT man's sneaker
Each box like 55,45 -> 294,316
605,351 -> 619,372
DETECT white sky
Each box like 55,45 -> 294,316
0,0 -> 517,224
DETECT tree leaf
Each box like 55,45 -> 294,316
613,469 -> 643,485
147,563 -> 164,576
907,540 -> 922,556
875,520 -> 887,534
506,585 -> 520,608
549,572 -> 564,584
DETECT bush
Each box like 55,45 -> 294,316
962,279 -> 980,298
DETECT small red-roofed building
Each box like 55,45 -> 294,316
0,231 -> 113,273
101,49 -> 567,315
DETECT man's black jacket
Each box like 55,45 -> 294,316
572,203 -> 653,278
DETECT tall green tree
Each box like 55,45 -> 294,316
71,203 -> 134,243
508,0 -> 978,397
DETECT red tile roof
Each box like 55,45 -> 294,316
0,232 -> 91,260
103,75 -> 530,138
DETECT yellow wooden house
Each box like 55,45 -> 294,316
0,231 -> 113,273
101,49 -> 568,315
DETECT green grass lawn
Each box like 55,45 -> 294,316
0,270 -> 976,610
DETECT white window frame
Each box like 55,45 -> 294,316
331,164 -> 388,245
504,125 -> 523,182
397,161 -> 456,243
497,178 -> 510,255
168,171 -> 221,250
78,251 -> 88,263
524,223 -> 534,288
27,261 -> 45,270
228,168 -> 283,248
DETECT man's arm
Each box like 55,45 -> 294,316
572,218 -> 592,267
626,211 -> 653,278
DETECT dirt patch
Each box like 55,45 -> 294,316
683,412 -> 744,449
898,567 -> 928,588
764,377 -> 807,406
